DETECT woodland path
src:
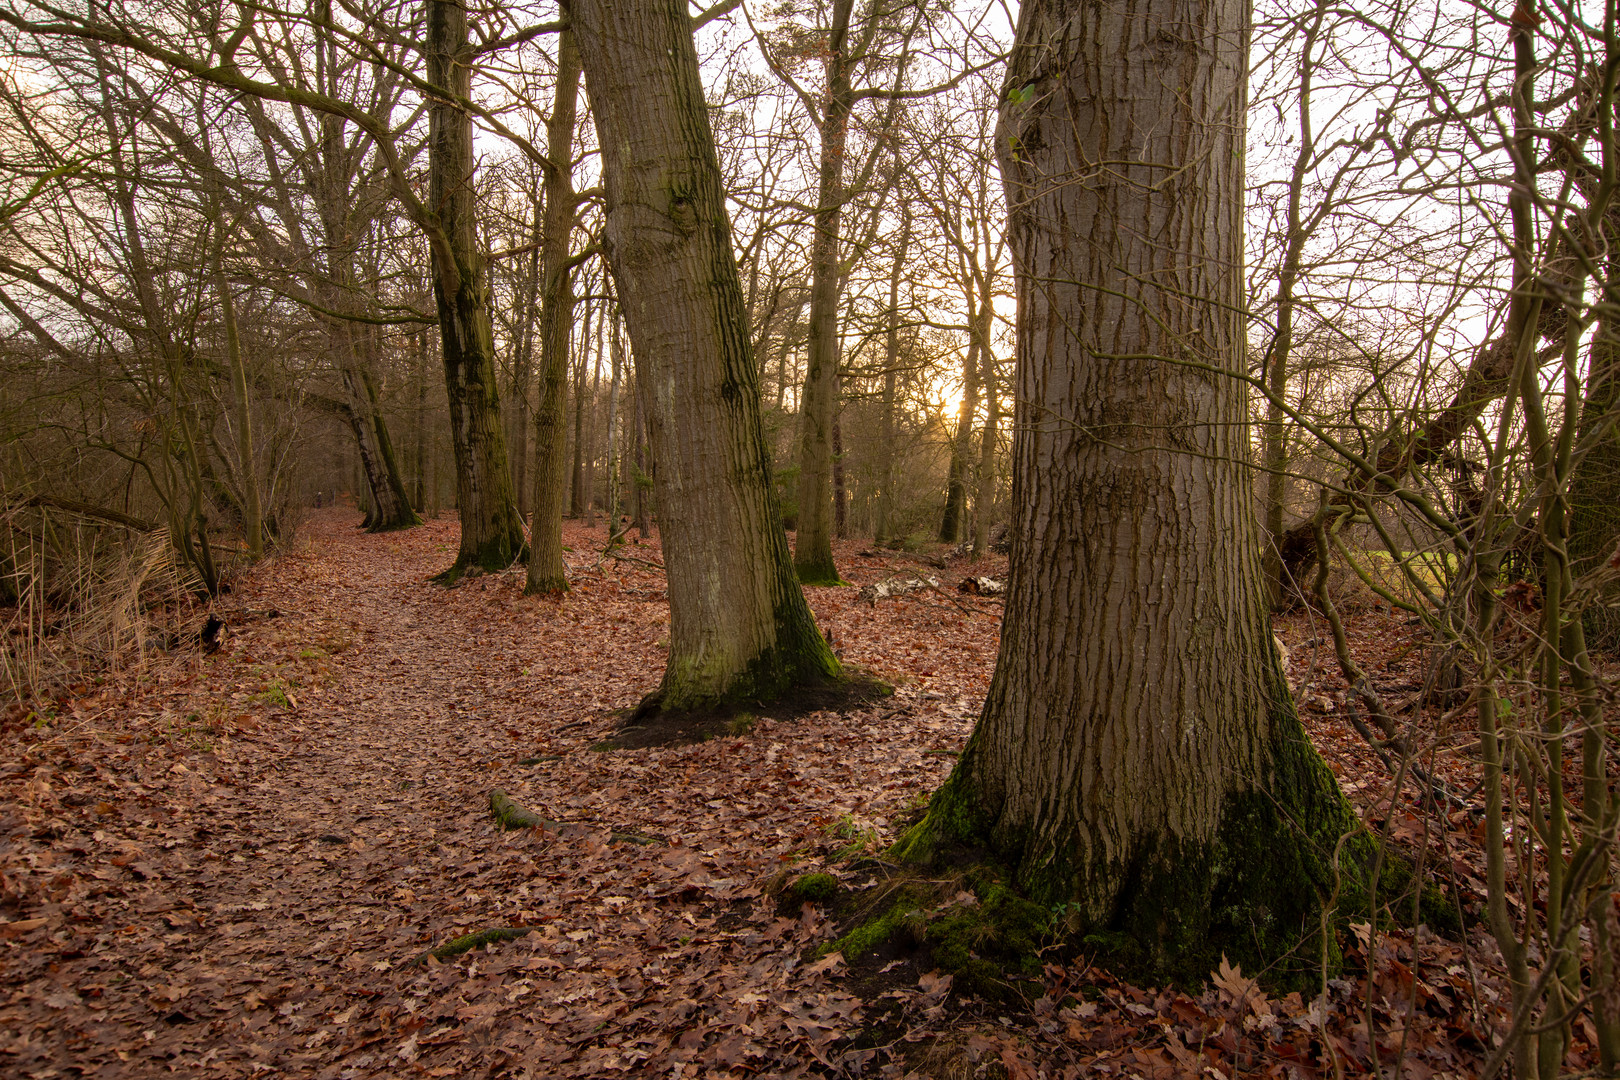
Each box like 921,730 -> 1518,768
1,510 -> 998,1078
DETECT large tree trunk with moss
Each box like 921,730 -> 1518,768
896,0 -> 1359,980
569,0 -> 839,711
526,28 -> 583,596
426,0 -> 526,576
791,0 -> 855,586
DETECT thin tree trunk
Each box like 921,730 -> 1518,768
792,0 -> 855,585
1261,3 -> 1325,606
511,187 -> 543,520
413,330 -> 428,512
585,301 -> 603,527
570,297 -> 589,518
832,370 -> 847,539
213,244 -> 262,558
939,292 -> 982,544
427,0 -> 526,576
526,27 -> 584,596
875,203 -> 909,546
631,389 -> 650,539
570,0 -> 839,710
606,303 -> 624,542
971,298 -> 998,561
897,0 -> 1360,981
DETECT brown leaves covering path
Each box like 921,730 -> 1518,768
0,511 -> 1527,1077
0,510 -> 999,1078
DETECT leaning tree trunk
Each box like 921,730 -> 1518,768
792,0 -> 855,585
896,0 -> 1360,981
569,0 -> 839,711
426,0 -> 526,577
526,27 -> 583,596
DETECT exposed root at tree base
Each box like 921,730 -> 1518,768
430,549 -> 527,587
597,670 -> 894,750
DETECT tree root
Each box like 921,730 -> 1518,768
489,788 -> 561,830
407,926 -> 533,967
488,788 -> 661,845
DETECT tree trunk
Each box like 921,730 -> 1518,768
213,245 -> 262,559
413,330 -> 428,512
526,27 -> 583,596
510,191 -> 543,520
340,324 -> 418,531
1261,4 -> 1324,607
791,0 -> 855,585
632,390 -> 651,539
875,201 -> 910,546
585,301 -> 603,527
971,299 -> 998,560
606,304 -> 624,541
939,296 -> 982,544
832,370 -> 847,539
426,0 -> 526,576
897,0 -> 1359,980
570,0 -> 839,710
1566,225 -> 1620,644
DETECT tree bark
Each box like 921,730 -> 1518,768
606,303 -> 624,541
509,188 -> 543,521
569,0 -> 840,710
875,200 -> 909,546
939,293 -> 982,544
971,298 -> 998,561
897,0 -> 1359,979
526,27 -> 583,596
570,297 -> 590,518
426,0 -> 526,576
340,324 -> 418,531
791,0 -> 855,585
212,242 -> 262,558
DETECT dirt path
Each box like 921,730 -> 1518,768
1,511 -> 995,1078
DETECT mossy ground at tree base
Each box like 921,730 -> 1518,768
361,518 -> 423,534
430,543 -> 529,587
592,668 -> 893,750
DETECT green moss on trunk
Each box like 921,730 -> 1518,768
892,700 -> 1372,989
794,555 -> 846,587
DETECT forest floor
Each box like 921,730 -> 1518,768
0,508 -> 1561,1078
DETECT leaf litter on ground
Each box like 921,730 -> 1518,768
0,509 -> 1564,1077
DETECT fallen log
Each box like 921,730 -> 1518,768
859,573 -> 938,604
957,576 -> 1004,596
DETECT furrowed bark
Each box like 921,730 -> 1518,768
569,0 -> 839,711
526,28 -> 583,597
426,0 -> 526,577
896,0 -> 1361,982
